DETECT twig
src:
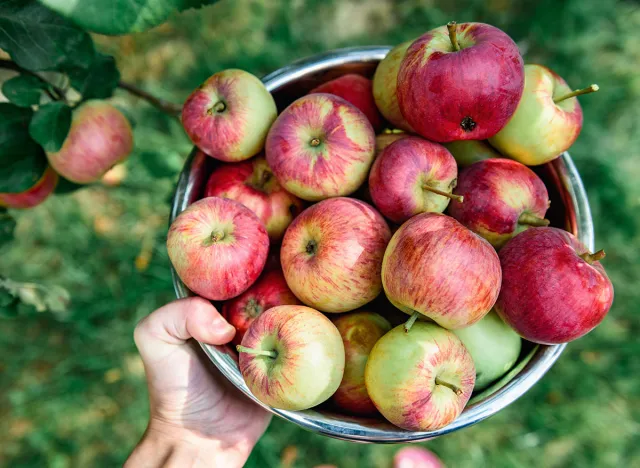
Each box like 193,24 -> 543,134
0,59 -> 67,102
117,81 -> 182,116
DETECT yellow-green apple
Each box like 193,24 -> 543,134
281,197 -> 391,313
372,41 -> 414,131
374,131 -> 407,158
309,74 -> 383,132
0,166 -> 57,209
443,140 -> 502,167
369,136 -> 461,224
495,227 -> 614,344
237,305 -> 345,410
382,212 -> 501,330
204,155 -> 304,241
266,94 -> 375,201
452,310 -> 521,390
182,69 -> 277,162
167,197 -> 269,300
393,447 -> 444,468
365,322 -> 475,431
332,311 -> 391,415
397,22 -> 524,142
448,158 -> 550,249
489,64 -> 599,165
222,269 -> 301,346
46,101 -> 133,183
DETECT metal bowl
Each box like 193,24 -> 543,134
170,46 -> 594,443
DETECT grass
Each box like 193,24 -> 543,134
1,0 -> 639,466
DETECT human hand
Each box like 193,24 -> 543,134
125,297 -> 272,467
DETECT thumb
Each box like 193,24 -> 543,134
134,297 -> 236,362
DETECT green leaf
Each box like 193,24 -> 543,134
0,210 -> 17,247
0,0 -> 95,72
38,0 -> 221,35
1,75 -> 46,107
29,102 -> 72,153
68,53 -> 120,100
0,103 -> 49,193
140,151 -> 181,178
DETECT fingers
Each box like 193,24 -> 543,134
134,297 -> 236,360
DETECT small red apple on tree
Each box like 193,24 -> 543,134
0,166 -> 58,209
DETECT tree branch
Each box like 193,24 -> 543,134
0,59 -> 67,102
117,81 -> 182,116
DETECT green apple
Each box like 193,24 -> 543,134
443,140 -> 502,167
453,310 -> 522,390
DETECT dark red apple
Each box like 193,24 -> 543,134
397,22 -> 524,142
496,227 -> 614,344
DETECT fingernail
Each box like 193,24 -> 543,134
212,316 -> 235,334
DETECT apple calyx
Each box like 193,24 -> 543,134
236,345 -> 277,358
305,239 -> 318,255
460,116 -> 477,132
518,212 -> 550,227
309,137 -> 321,147
208,101 -> 227,115
435,376 -> 463,395
404,312 -> 421,333
422,184 -> 464,203
251,169 -> 273,192
447,21 -> 461,52
579,249 -> 606,264
553,84 -> 599,104
244,298 -> 263,318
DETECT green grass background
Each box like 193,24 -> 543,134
1,0 -> 639,466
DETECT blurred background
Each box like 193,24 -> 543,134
1,0 -> 639,466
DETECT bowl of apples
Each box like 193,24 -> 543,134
168,22 -> 613,443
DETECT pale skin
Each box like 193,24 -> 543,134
125,297 -> 271,467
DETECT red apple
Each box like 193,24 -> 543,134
46,100 -> 133,183
495,227 -> 614,344
309,74 -> 383,132
0,166 -> 58,209
448,158 -> 550,249
489,64 -> 597,165
281,197 -> 391,313
222,269 -> 301,346
397,22 -> 524,142
372,41 -> 414,131
265,94 -> 375,201
393,447 -> 445,468
182,69 -> 277,162
238,305 -> 345,410
167,197 -> 269,300
204,155 -> 304,241
369,136 -> 461,224
332,311 -> 391,415
382,213 -> 501,329
365,322 -> 475,431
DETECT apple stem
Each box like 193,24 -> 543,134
211,101 -> 227,113
422,185 -> 464,203
447,21 -> 461,51
435,377 -> 463,395
210,230 -> 225,243
236,345 -> 277,358
553,84 -> 599,104
404,312 -> 420,333
518,212 -> 550,227
579,249 -> 606,264
310,138 -> 321,147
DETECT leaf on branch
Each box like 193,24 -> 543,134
0,103 -> 49,193
38,0 -> 221,35
29,102 -> 72,153
0,0 -> 95,72
0,210 -> 17,247
1,75 -> 47,107
68,53 -> 120,100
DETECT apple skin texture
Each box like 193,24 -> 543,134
167,197 -> 269,301
489,64 -> 584,165
372,41 -> 414,131
443,139 -> 502,167
393,447 -> 445,468
46,100 -> 133,183
453,310 -> 522,390
369,136 -> 458,224
266,93 -> 376,201
222,269 -> 301,346
397,23 -> 524,142
281,197 -> 391,313
239,305 -> 345,410
204,156 -> 304,241
0,166 -> 58,209
496,227 -> 614,344
182,69 -> 277,162
309,74 -> 383,132
448,158 -> 550,249
365,322 -> 475,431
382,212 -> 501,329
332,311 -> 391,415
